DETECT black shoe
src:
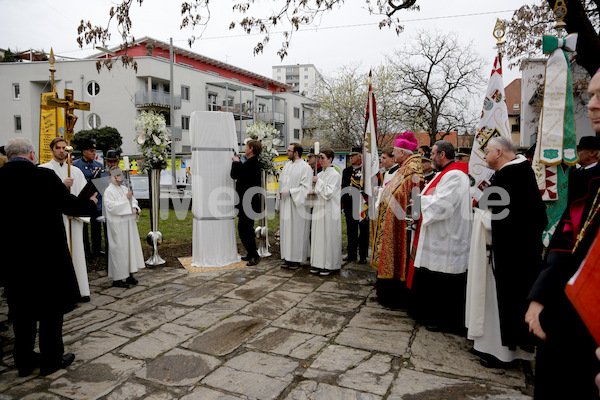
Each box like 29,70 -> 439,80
425,324 -> 441,332
287,263 -> 300,270
479,355 -> 514,369
247,257 -> 260,266
241,255 -> 251,261
343,255 -> 357,262
18,366 -> 35,378
125,275 -> 138,285
112,280 -> 129,288
40,353 -> 75,376
78,296 -> 91,303
309,267 -> 321,274
358,258 -> 367,264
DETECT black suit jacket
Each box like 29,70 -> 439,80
0,159 -> 97,317
231,156 -> 262,214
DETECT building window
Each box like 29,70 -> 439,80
293,107 -> 300,118
163,83 -> 170,93
294,129 -> 300,139
304,75 -> 308,79
14,115 -> 21,132
513,104 -> 520,111
88,113 -> 101,129
181,85 -> 190,101
277,68 -> 281,72
304,67 -> 308,71
207,92 -> 218,111
12,83 -> 20,100
87,81 -> 100,96
182,115 -> 190,130
258,103 -> 266,113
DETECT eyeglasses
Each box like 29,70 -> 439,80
581,91 -> 600,105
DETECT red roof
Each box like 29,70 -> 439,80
92,37 -> 292,94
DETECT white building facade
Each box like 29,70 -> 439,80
1,37 -> 316,157
272,64 -> 322,99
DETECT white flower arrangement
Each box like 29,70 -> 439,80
135,111 -> 171,171
245,120 -> 281,171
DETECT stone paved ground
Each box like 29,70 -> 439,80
0,259 -> 534,400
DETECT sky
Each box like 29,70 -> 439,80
1,0 -> 536,87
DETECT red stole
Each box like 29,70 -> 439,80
406,162 -> 469,288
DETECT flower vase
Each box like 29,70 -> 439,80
145,167 -> 166,265
256,169 -> 271,257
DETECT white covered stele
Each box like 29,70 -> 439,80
190,111 -> 241,268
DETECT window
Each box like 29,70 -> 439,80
304,75 -> 308,79
277,68 -> 281,72
88,113 -> 101,129
513,104 -> 520,111
304,67 -> 308,71
87,81 -> 100,96
12,83 -> 20,100
182,115 -> 190,130
293,107 -> 300,118
14,115 -> 21,132
163,83 -> 170,93
258,103 -> 266,113
207,92 -> 218,111
294,129 -> 300,139
151,83 -> 158,91
181,85 -> 190,101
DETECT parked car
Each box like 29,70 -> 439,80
128,175 -> 149,207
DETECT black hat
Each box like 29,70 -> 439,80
105,149 -> 120,161
578,136 -> 600,150
0,146 -> 5,156
349,147 -> 362,155
457,147 -> 472,156
78,139 -> 96,150
307,148 -> 315,157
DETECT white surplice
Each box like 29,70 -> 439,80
466,209 -> 534,362
375,164 -> 399,211
39,159 -> 90,296
103,183 -> 145,281
414,169 -> 472,274
310,167 -> 342,271
276,159 -> 313,262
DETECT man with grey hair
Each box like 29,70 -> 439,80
409,140 -> 471,334
0,138 -> 97,377
467,137 -> 546,368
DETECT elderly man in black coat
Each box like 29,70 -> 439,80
0,138 -> 97,377
231,139 -> 263,266
475,136 -> 547,367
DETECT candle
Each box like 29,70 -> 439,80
123,156 -> 130,171
314,141 -> 320,156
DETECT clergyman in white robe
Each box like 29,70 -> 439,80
310,166 -> 342,271
410,161 -> 472,333
39,159 -> 90,297
276,158 -> 313,263
103,178 -> 145,282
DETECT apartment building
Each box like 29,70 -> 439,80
1,37 -> 316,156
272,64 -> 322,99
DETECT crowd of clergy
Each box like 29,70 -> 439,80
263,70 -> 600,399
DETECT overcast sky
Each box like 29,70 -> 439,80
2,0 -> 535,87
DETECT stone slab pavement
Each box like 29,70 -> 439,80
0,259 -> 534,399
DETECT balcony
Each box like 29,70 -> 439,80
256,112 -> 285,124
135,90 -> 181,109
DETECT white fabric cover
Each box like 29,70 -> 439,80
467,209 -> 534,362
190,111 -> 240,268
104,183 -> 145,281
310,167 -> 342,270
415,169 -> 472,274
40,159 -> 90,296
